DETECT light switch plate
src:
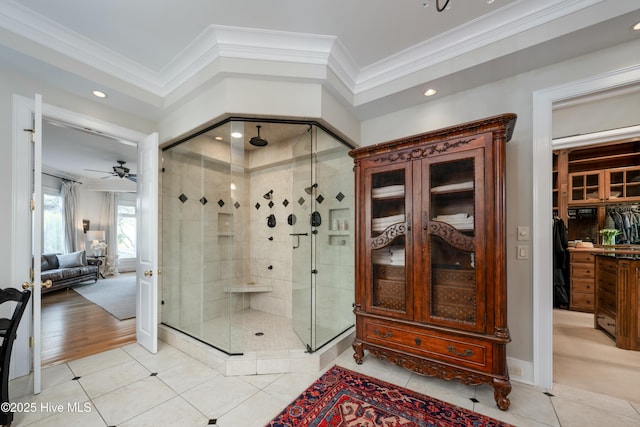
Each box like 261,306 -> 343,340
517,245 -> 529,260
517,226 -> 530,241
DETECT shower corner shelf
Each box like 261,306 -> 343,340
224,285 -> 273,293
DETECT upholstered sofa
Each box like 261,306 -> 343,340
40,251 -> 99,293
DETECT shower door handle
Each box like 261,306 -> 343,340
290,233 -> 309,249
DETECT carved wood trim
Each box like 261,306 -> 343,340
428,221 -> 475,252
364,343 -> 492,385
371,138 -> 476,165
371,222 -> 407,249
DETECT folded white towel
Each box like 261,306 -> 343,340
431,181 -> 474,193
372,185 -> 405,198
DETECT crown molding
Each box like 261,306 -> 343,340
354,0 -> 603,93
0,0 -> 617,104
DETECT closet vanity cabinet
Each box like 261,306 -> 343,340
349,114 -> 516,410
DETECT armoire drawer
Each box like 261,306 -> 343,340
362,318 -> 491,372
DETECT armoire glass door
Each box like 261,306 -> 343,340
423,150 -> 486,332
366,164 -> 412,319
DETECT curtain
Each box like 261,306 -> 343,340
61,181 -> 82,253
100,192 -> 120,276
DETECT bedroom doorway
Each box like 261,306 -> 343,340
39,118 -> 140,366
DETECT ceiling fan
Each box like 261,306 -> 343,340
85,160 -> 137,182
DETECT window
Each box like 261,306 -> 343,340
117,199 -> 137,258
43,192 -> 64,253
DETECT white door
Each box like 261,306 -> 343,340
136,132 -> 159,353
31,94 -> 44,393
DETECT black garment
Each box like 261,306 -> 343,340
552,218 -> 569,308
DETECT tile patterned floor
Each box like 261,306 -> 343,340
8,341 -> 640,426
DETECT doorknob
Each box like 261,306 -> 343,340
144,270 -> 153,277
22,280 -> 52,290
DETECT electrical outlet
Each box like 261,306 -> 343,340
510,366 -> 523,377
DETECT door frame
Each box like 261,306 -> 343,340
11,95 -> 155,380
532,64 -> 640,389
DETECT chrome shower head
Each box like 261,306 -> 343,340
263,190 -> 273,200
304,183 -> 318,195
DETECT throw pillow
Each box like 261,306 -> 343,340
57,251 -> 85,268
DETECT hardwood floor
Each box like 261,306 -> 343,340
41,288 -> 136,367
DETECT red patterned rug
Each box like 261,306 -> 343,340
266,365 -> 513,427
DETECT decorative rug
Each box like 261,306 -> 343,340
73,273 -> 136,320
266,365 -> 513,427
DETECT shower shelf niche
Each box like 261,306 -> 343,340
224,285 -> 273,293
328,208 -> 350,246
218,212 -> 234,237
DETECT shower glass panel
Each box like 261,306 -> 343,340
313,127 -> 355,349
160,119 -> 354,355
291,126 -> 313,349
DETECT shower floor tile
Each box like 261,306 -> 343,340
182,310 -> 306,353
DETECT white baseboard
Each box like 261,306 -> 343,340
508,356 -> 535,386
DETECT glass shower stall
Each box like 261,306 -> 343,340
160,119 -> 354,355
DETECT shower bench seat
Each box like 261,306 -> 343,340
224,285 -> 273,293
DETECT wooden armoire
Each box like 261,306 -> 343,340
349,114 -> 516,410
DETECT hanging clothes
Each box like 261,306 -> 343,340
552,217 -> 569,308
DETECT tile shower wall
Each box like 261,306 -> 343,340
248,164 -> 294,319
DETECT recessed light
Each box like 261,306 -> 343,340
231,132 -> 243,138
633,20 -> 640,31
424,88 -> 437,97
92,90 -> 107,98
214,136 -> 223,141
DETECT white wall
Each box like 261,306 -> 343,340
360,38 -> 640,366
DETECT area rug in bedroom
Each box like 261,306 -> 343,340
266,365 -> 513,427
73,274 -> 136,320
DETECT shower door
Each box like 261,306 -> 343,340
291,126 -> 314,350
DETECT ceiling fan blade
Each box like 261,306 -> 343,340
85,168 -> 112,174
126,175 -> 137,182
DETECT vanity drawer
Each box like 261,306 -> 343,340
571,279 -> 593,293
570,292 -> 594,311
596,311 -> 616,337
362,318 -> 492,372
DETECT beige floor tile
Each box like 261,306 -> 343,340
217,391 -> 286,427
404,374 -> 476,411
262,372 -> 319,403
156,357 -> 219,393
128,342 -> 197,373
12,380 -> 90,426
16,406 -> 107,427
553,395 -> 640,427
79,360 -> 150,399
239,373 -> 282,389
91,376 -> 176,425
67,348 -> 134,377
181,375 -> 259,419
41,363 -> 76,390
119,396 -> 209,427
